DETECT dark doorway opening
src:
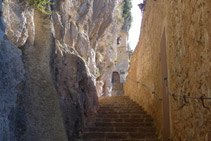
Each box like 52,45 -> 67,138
112,72 -> 120,83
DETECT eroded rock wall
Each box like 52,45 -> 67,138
1,0 -> 123,140
96,19 -> 119,96
0,1 -> 26,139
53,45 -> 98,140
124,0 -> 211,140
95,1 -> 123,97
22,11 -> 68,141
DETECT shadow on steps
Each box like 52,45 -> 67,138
75,96 -> 159,141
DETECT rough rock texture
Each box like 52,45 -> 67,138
51,0 -> 123,97
96,22 -> 118,96
0,39 -> 26,141
53,44 -> 98,140
124,0 -> 211,140
0,1 -> 26,140
94,1 -> 122,97
166,1 -> 211,140
22,11 -> 68,141
50,0 -> 122,136
3,0 -> 34,47
1,0 -> 125,140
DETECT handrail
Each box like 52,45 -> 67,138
126,76 -> 211,109
169,93 -> 211,109
126,77 -> 163,101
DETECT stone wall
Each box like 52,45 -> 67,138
112,83 -> 124,96
114,31 -> 130,83
124,0 -> 211,140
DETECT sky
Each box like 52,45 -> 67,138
128,0 -> 143,50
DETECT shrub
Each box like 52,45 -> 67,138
122,0 -> 132,22
29,0 -> 54,15
5,0 -> 54,15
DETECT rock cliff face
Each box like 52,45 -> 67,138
0,0 -> 124,140
124,0 -> 210,140
0,1 -> 26,139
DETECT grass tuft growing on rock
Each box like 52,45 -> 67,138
28,0 -> 54,15
5,0 -> 54,15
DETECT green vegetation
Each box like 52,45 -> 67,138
58,41 -> 65,49
95,68 -> 101,78
29,0 -> 54,15
106,43 -> 111,46
5,0 -> 54,15
117,5 -> 124,20
81,57 -> 86,62
122,0 -> 132,22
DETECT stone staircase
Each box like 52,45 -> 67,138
77,96 -> 158,141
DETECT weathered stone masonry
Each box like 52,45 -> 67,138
124,0 -> 211,140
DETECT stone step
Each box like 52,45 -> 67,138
100,106 -> 140,108
82,132 -> 157,140
99,100 -> 137,102
97,111 -> 146,114
85,127 -> 156,132
75,139 -> 159,141
97,112 -> 147,115
100,102 -> 140,104
95,118 -> 153,123
100,101 -> 138,104
98,108 -> 144,111
96,114 -> 151,119
100,101 -> 136,103
100,100 -> 137,103
99,96 -> 130,99
94,122 -> 154,127
79,96 -> 158,140
99,106 -> 142,109
98,109 -> 145,112
99,105 -> 141,108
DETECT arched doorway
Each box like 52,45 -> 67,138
112,72 -> 120,83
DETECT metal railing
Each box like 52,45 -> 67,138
126,76 -> 211,109
127,77 -> 163,101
